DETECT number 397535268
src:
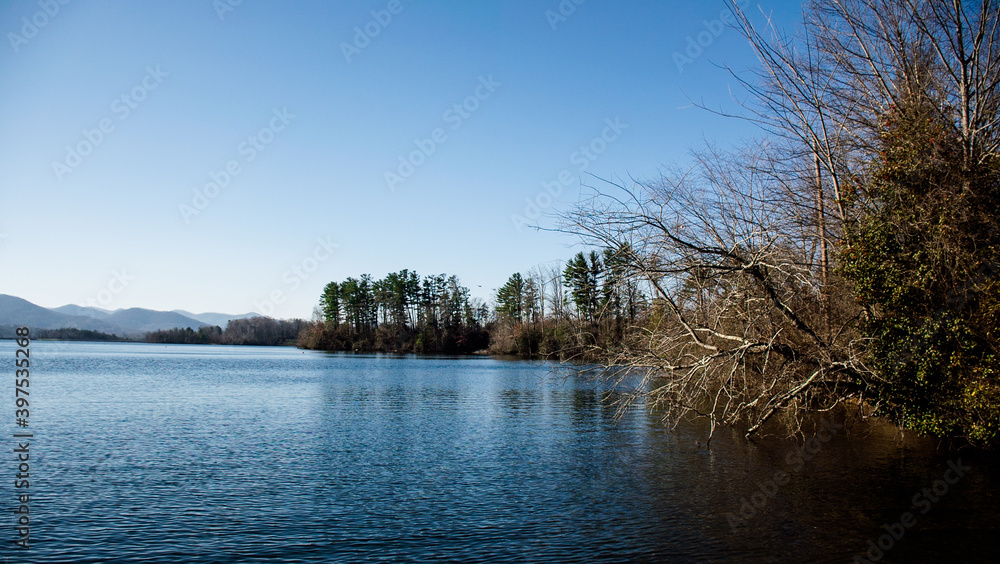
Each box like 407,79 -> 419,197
15,327 -> 30,420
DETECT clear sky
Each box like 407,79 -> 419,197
0,0 -> 804,319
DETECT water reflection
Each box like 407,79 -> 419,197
13,343 -> 1000,563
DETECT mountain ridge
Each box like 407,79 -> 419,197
0,294 -> 259,336
171,309 -> 260,327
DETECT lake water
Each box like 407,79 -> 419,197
3,341 -> 998,562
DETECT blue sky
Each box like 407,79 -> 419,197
0,0 -> 804,319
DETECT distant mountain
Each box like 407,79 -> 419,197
0,295 -> 252,337
0,295 -> 127,334
172,310 -> 260,328
51,304 -> 112,319
102,308 -> 206,333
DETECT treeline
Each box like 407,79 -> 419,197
34,328 -> 132,342
145,317 -> 308,346
298,270 -> 489,353
298,253 -> 646,359
489,248 -> 643,358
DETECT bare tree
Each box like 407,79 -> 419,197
562,144 -> 868,441
723,0 -> 1000,213
559,0 -> 1000,442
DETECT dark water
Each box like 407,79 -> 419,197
2,342 -> 998,563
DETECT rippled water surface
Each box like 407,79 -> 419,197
3,342 -> 999,562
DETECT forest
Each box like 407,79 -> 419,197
296,252 -> 642,357
297,271 -> 490,354
145,317 -> 309,346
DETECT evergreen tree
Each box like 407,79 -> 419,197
321,281 -> 340,327
563,251 -> 603,322
496,273 -> 525,323
840,84 -> 1000,442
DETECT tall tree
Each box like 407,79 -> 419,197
321,281 -> 340,328
563,251 -> 603,322
496,273 -> 526,323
